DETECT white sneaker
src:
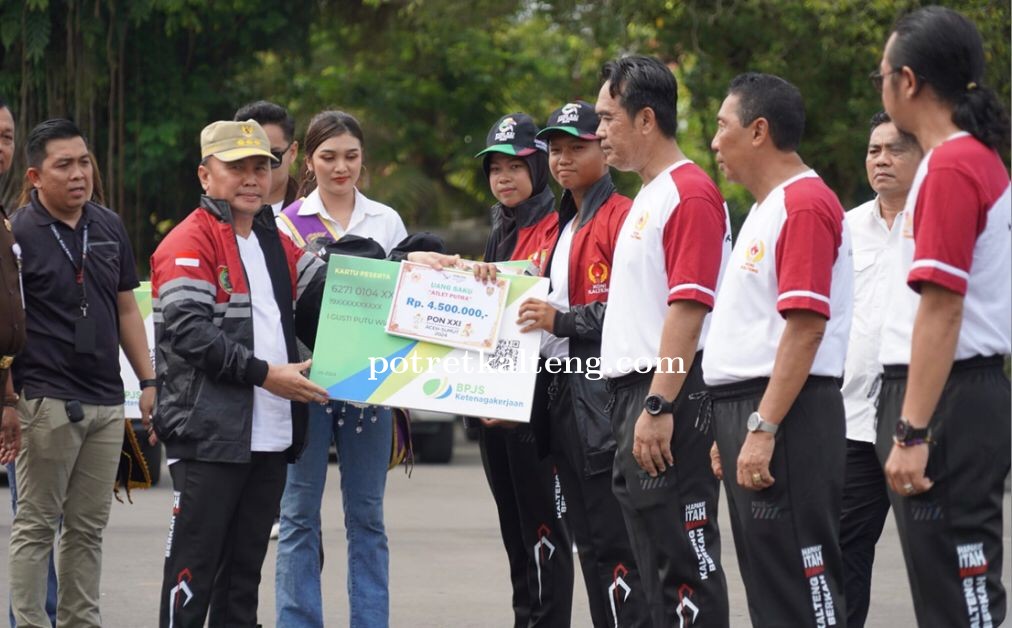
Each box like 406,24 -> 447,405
269,521 -> 280,540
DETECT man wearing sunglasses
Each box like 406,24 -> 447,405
235,100 -> 300,215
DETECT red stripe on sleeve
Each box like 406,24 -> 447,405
775,207 -> 840,319
662,195 -> 726,309
908,166 -> 986,296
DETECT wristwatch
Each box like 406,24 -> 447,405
747,411 -> 778,435
3,393 -> 19,408
893,417 -> 932,447
643,394 -> 675,416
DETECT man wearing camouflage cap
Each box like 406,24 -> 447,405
152,119 -> 329,627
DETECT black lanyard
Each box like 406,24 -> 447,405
50,223 -> 89,317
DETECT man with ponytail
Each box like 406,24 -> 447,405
875,6 -> 1011,626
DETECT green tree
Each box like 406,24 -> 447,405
570,0 -> 1010,224
0,0 -> 1007,264
0,0 -> 317,266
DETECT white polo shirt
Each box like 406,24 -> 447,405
702,170 -> 853,386
841,199 -> 901,443
277,187 -> 408,254
600,160 -> 731,377
879,132 -> 1011,366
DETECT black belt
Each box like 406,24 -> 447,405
882,354 -> 1005,380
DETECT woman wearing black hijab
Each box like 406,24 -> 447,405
473,112 -> 574,627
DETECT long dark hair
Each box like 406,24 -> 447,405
888,6 -> 1009,151
297,110 -> 366,197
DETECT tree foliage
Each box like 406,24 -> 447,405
0,0 -> 1008,264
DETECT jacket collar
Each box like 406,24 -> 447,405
199,195 -> 234,223
200,195 -> 278,233
557,172 -> 616,231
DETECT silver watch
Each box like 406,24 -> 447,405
747,411 -> 778,435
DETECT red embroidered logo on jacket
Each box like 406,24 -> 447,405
587,262 -> 609,295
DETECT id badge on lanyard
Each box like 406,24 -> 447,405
50,223 -> 96,354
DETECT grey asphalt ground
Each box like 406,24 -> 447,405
0,426 -> 1008,627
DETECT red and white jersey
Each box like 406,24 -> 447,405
879,132 -> 1011,365
601,160 -> 731,377
703,170 -> 853,385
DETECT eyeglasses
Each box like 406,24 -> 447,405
270,141 -> 294,169
870,68 -> 900,92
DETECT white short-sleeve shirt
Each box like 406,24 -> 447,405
600,160 -> 731,377
878,132 -> 1011,366
702,170 -> 853,386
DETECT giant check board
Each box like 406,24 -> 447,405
310,255 -> 548,422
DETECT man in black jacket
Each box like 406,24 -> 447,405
152,119 -> 327,627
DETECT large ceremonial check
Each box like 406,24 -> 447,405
310,255 -> 549,422
386,261 -> 509,352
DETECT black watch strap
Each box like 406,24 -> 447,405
644,394 -> 675,416
139,379 -> 158,389
894,417 -> 932,447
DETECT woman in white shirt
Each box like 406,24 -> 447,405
277,112 -> 406,254
274,110 -> 405,628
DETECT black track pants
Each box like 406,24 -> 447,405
876,355 -> 1010,628
550,374 -> 650,627
609,357 -> 729,628
479,423 -> 574,627
710,375 -> 847,628
160,453 -> 287,628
